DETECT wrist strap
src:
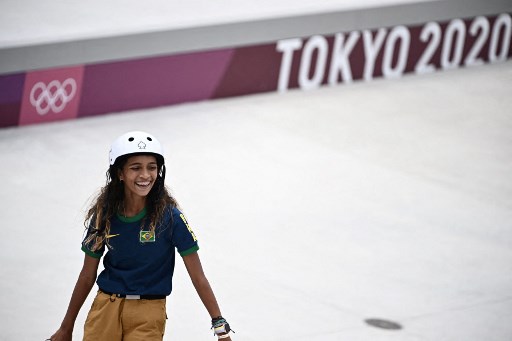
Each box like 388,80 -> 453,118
211,315 -> 235,337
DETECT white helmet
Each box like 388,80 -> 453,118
109,131 -> 164,165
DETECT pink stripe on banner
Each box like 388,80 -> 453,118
79,49 -> 235,117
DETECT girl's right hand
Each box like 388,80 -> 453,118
47,327 -> 72,341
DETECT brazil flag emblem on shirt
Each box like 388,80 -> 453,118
140,230 -> 155,242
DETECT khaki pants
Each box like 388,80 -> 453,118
84,291 -> 166,341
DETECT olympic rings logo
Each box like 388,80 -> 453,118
29,78 -> 77,115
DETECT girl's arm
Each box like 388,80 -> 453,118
49,254 -> 100,341
183,252 -> 233,340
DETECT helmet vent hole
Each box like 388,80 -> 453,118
128,137 -> 134,142
147,137 -> 152,141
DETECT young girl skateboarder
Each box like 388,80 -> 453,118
48,131 -> 233,340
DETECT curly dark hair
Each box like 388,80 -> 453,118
83,153 -> 178,252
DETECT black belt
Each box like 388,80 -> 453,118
100,289 -> 166,300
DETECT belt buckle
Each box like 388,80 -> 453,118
125,295 -> 141,300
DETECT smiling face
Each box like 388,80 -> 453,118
118,154 -> 158,200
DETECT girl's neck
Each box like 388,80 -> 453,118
123,197 -> 146,217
